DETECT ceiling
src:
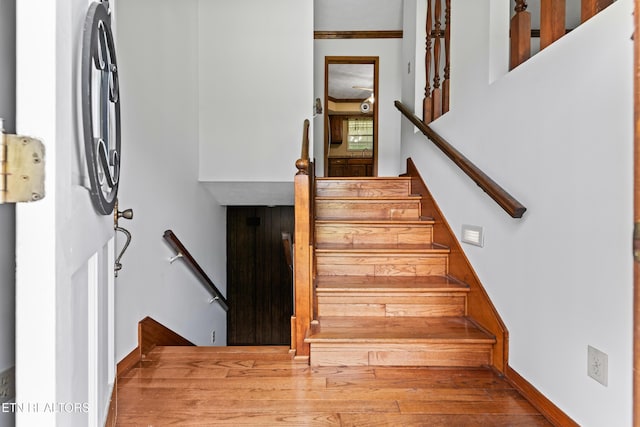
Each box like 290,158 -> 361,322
328,63 -> 374,100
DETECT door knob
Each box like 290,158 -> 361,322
114,200 -> 133,276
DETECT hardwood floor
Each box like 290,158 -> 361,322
114,346 -> 553,426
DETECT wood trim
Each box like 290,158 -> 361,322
406,158 -> 509,372
324,56 -> 380,177
116,345 -> 141,378
110,344 -> 143,426
139,316 -> 194,357
108,317 -> 194,425
314,30 -> 402,39
505,365 -> 579,426
104,385 -> 116,427
396,101 -> 527,218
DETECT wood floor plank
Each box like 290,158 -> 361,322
118,376 -> 327,391
119,366 -> 229,379
398,397 -> 540,415
115,347 -> 555,426
116,385 -> 498,403
117,412 -> 341,426
116,398 -> 400,415
340,413 -> 554,427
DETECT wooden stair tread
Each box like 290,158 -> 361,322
316,195 -> 422,201
315,242 -> 449,253
145,346 -> 296,362
305,317 -> 495,344
315,218 -> 435,225
316,275 -> 469,292
148,346 -> 292,355
317,177 -> 412,181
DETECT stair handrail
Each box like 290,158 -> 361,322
296,119 -> 311,175
395,100 -> 527,218
292,119 -> 314,358
163,229 -> 229,312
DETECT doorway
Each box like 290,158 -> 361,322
226,206 -> 294,345
324,56 -> 379,177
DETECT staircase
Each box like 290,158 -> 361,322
303,177 -> 496,367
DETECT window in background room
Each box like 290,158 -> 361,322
347,118 -> 373,151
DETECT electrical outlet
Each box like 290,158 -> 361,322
0,366 -> 15,403
211,330 -> 216,344
587,345 -> 608,386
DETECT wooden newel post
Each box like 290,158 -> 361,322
292,118 -> 312,358
510,0 -> 531,70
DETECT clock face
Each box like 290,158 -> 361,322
81,2 -> 121,215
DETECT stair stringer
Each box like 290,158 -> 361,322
405,158 -> 509,373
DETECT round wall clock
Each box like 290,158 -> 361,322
81,1 -> 121,215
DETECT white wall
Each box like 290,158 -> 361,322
314,38 -> 403,177
314,0 -> 403,31
0,0 -> 15,426
115,0 -> 228,360
401,0 -> 633,425
198,0 -> 313,205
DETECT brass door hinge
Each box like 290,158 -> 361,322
0,120 -> 45,204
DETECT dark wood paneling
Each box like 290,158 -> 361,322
227,207 -> 257,345
227,206 -> 294,345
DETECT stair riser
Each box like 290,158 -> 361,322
309,343 -> 493,367
316,179 -> 411,197
315,224 -> 433,245
316,201 -> 421,220
316,255 -> 448,276
317,295 -> 466,317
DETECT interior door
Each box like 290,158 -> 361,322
227,206 -> 294,345
15,1 -> 118,425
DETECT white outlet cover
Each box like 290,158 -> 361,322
587,345 -> 608,386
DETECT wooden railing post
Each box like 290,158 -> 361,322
540,0 -> 566,50
442,0 -> 451,115
431,0 -> 443,121
292,120 -> 313,358
510,0 -> 531,70
423,0 -> 433,123
581,0 -> 614,23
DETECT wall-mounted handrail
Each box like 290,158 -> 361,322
395,100 -> 527,218
163,229 -> 229,312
